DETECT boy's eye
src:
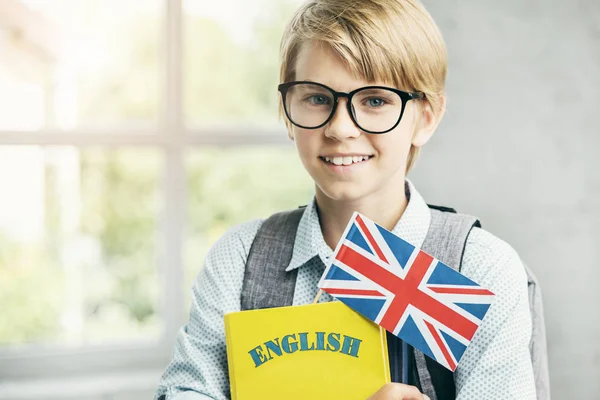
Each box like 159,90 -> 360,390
365,97 -> 387,108
305,95 -> 331,105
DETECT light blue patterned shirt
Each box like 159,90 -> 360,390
155,180 -> 536,399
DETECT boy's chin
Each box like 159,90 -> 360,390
316,183 -> 371,203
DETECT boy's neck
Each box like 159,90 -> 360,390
315,184 -> 409,251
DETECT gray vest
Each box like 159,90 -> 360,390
241,206 -> 550,400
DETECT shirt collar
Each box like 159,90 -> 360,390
285,179 -> 432,272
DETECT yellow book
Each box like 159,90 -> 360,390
224,301 -> 390,400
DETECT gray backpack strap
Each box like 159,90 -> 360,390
524,265 -> 551,400
240,208 -> 305,311
421,208 -> 481,272
414,207 -> 481,400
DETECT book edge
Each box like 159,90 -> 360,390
224,313 -> 238,400
380,326 -> 391,384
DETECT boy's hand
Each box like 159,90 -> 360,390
366,383 -> 430,400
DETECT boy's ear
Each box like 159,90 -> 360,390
411,95 -> 446,147
285,121 -> 295,141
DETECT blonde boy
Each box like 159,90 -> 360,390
155,1 -> 536,399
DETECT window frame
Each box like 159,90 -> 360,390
0,0 -> 288,379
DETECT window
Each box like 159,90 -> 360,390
184,0 -> 297,128
0,0 -> 310,380
0,0 -> 161,130
0,146 -> 162,348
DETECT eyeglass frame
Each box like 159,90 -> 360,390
277,81 -> 425,134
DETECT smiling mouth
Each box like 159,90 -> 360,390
319,155 -> 373,166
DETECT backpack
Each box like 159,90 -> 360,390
241,205 -> 550,400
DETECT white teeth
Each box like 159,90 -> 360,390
323,155 -> 370,165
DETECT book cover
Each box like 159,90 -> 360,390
224,301 -> 390,400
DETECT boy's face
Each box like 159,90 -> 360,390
290,41 -> 439,205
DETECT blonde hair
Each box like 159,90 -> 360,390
279,0 -> 447,172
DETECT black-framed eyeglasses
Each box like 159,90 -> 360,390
277,81 -> 424,134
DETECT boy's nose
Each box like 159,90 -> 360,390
323,98 -> 361,141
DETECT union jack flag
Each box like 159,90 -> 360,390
318,212 -> 495,371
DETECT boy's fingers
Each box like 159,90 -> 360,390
368,383 -> 430,400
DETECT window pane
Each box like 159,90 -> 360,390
0,146 -> 162,348
185,147 -> 313,296
0,0 -> 161,131
184,0 -> 303,129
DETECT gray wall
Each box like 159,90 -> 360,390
414,1 -> 600,398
